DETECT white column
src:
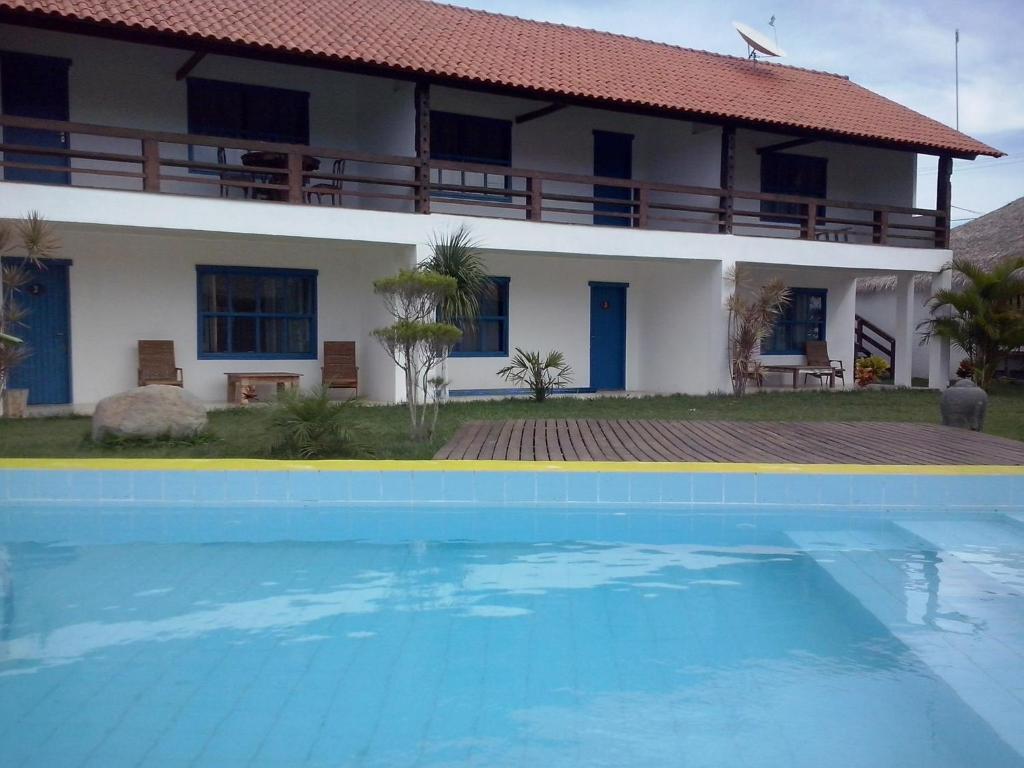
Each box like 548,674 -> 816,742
894,272 -> 915,387
927,270 -> 952,389
827,276 -> 857,389
709,259 -> 736,393
414,242 -> 431,266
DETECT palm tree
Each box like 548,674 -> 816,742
919,255 -> 1024,389
726,268 -> 791,396
420,225 -> 489,327
1,213 -> 58,410
418,226 -> 488,400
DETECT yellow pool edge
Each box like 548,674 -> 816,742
0,458 -> 1021,476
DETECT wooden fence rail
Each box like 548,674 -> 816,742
0,114 -> 947,248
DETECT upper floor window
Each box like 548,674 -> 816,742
760,153 -> 827,224
431,111 -> 511,198
762,287 -> 827,355
451,277 -> 510,357
197,266 -> 317,359
187,78 -> 310,144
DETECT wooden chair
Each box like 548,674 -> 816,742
138,340 -> 183,387
803,340 -> 846,387
217,146 -> 253,199
322,341 -> 358,391
306,158 -> 345,206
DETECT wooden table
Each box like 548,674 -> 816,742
226,372 -> 301,405
762,364 -> 836,389
240,152 -> 320,201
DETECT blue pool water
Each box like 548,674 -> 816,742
1,509 -> 1023,767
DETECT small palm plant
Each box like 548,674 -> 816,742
918,255 -> 1024,389
726,269 -> 791,396
497,348 -> 574,402
263,388 -> 366,459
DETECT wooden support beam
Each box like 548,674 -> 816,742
935,154 -> 953,248
414,82 -> 431,214
175,51 -> 206,81
141,137 -> 160,192
525,175 -> 542,220
514,103 -> 566,125
287,151 -> 303,204
755,137 -> 816,155
719,126 -> 735,234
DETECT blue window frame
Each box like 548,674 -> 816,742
762,288 -> 827,355
430,111 -> 512,200
451,277 -> 510,357
196,266 -> 317,359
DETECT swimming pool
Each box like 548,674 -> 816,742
2,498 -> 1023,767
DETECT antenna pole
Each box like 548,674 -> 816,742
955,28 -> 960,131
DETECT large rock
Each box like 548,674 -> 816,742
92,385 -> 208,441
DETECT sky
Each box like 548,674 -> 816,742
445,0 -> 1024,224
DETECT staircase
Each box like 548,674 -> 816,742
854,314 -> 896,374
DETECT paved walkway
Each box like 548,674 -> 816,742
435,420 -> 1024,465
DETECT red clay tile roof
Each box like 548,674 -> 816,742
0,0 -> 1003,158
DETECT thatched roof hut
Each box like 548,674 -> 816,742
858,196 -> 1024,292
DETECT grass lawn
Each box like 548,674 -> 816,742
1,386 -> 1022,460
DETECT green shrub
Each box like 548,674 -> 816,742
263,388 -> 367,459
855,355 -> 890,387
497,348 -> 574,402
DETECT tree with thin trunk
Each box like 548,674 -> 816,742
372,270 -> 462,440
919,255 -> 1024,389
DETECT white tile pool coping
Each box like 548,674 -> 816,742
0,459 -> 1022,512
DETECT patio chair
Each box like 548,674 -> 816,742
217,146 -> 253,199
306,158 -> 345,206
138,340 -> 183,387
322,341 -> 358,391
803,340 -> 846,387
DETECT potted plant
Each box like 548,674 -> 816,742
854,355 -> 890,387
0,214 -> 58,417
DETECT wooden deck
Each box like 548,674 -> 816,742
435,420 -> 1024,465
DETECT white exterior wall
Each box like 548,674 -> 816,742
857,285 -> 959,381
2,24 -> 918,219
741,265 -> 860,388
51,224 -> 410,408
0,24 -> 418,204
446,253 -> 719,394
2,186 -> 947,407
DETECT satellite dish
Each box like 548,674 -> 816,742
733,21 -> 786,59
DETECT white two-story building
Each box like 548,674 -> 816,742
0,0 -> 1002,409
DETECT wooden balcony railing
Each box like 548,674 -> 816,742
0,114 -> 949,248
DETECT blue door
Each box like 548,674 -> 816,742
593,130 -> 633,226
1,51 -> 71,184
590,283 -> 627,390
3,259 -> 71,404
